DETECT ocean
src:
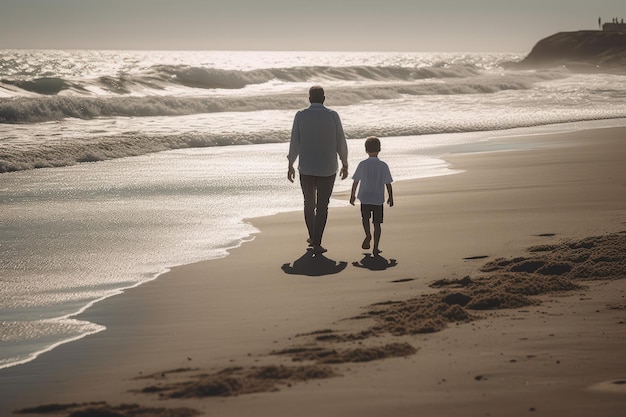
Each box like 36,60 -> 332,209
1,49 -> 626,371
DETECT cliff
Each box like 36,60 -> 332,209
513,30 -> 626,72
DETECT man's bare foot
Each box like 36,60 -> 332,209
312,244 -> 327,254
373,248 -> 382,256
362,237 -> 371,249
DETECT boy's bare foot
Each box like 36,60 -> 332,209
362,237 -> 371,249
373,248 -> 382,256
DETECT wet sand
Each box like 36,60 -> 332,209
2,125 -> 626,417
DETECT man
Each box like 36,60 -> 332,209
288,85 -> 348,254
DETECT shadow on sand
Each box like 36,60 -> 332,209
352,253 -> 398,271
282,250 -> 348,276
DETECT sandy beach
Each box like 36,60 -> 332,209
2,125 -> 625,417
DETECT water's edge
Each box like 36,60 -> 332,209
3,118 -> 626,372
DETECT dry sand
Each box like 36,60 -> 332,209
2,125 -> 626,417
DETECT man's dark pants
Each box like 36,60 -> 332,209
300,173 -> 336,247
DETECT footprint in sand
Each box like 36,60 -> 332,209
390,278 -> 414,283
588,379 -> 626,393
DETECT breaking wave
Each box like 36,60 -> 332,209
0,70 -> 562,123
2,112 -> 623,174
2,50 -> 621,174
1,63 -> 483,94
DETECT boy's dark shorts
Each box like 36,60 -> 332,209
361,204 -> 384,224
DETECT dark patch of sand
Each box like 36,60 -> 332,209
483,232 -> 626,280
15,402 -> 200,417
349,233 -> 624,338
271,342 -> 417,364
20,232 -> 626,415
134,364 -> 336,400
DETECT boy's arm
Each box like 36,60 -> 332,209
386,183 -> 394,207
350,180 -> 359,205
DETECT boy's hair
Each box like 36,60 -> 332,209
365,136 -> 381,153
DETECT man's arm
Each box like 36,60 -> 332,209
333,112 -> 349,179
288,164 -> 296,183
340,164 -> 349,180
287,114 -> 300,182
350,180 -> 359,205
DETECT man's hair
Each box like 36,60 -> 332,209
309,85 -> 325,103
365,136 -> 381,153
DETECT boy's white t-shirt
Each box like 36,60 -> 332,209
352,157 -> 393,205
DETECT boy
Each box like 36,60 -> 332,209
350,136 -> 394,255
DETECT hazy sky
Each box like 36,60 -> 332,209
1,0 -> 623,52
